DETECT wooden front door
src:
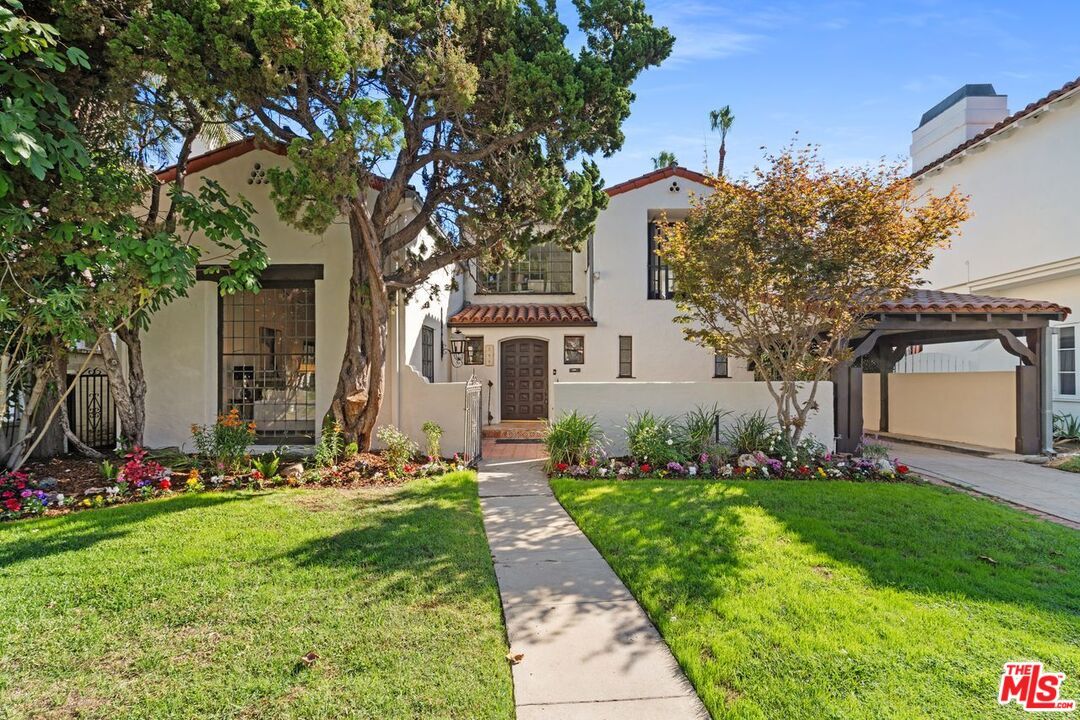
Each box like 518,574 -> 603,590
501,339 -> 548,420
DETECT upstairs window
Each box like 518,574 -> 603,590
714,353 -> 729,378
647,222 -> 675,299
1059,326 -> 1076,396
482,242 -> 573,294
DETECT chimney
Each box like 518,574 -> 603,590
911,84 -> 1008,172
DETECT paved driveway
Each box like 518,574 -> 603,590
888,441 -> 1080,526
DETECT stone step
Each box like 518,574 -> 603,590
482,422 -> 547,440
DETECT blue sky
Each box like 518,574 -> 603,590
579,0 -> 1080,184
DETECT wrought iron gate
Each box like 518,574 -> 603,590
463,375 -> 483,466
67,369 -> 116,450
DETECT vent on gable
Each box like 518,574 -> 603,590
247,163 -> 267,185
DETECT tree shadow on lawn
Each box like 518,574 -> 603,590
271,473 -> 501,604
0,493 -> 253,568
572,479 -> 1080,616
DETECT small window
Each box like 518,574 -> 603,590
714,353 -> 729,378
564,335 -> 584,364
647,222 -> 675,300
1060,327 -> 1076,396
464,336 -> 484,366
421,326 -> 435,382
618,336 -> 633,377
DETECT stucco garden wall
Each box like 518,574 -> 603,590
552,381 -> 834,456
863,372 -> 1016,450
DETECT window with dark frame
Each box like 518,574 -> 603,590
464,336 -> 484,365
564,335 -> 584,364
714,353 -> 729,378
618,335 -> 633,377
1059,326 -> 1076,396
220,281 -> 316,443
481,241 -> 573,294
647,222 -> 675,300
421,326 -> 435,382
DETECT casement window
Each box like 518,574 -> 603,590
464,336 -> 485,366
1059,326 -> 1076,396
564,335 -> 585,364
482,241 -> 573,294
618,335 -> 633,377
647,222 -> 675,300
219,268 -> 318,443
421,326 -> 435,382
714,353 -> 729,378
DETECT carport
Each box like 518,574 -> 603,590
833,290 -> 1070,455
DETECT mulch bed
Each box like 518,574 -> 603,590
19,456 -> 115,497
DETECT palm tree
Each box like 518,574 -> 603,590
652,150 -> 678,169
709,105 -> 734,176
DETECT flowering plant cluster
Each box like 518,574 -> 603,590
191,408 -> 257,474
0,471 -> 64,520
550,446 -> 913,482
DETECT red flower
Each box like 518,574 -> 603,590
896,464 -> 909,474
797,465 -> 810,476
1,491 -> 12,498
639,463 -> 652,474
4,499 -> 20,512
158,478 -> 171,491
554,463 -> 569,472
15,481 -> 25,489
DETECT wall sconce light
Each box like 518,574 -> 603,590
449,328 -> 465,368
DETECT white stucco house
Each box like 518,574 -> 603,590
859,76 -> 1079,451
137,142 -> 805,456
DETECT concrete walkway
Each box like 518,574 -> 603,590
889,441 -> 1080,526
478,457 -> 707,719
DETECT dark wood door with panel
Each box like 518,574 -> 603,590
500,339 -> 548,420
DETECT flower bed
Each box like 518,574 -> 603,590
2,420 -> 466,522
550,451 -> 912,482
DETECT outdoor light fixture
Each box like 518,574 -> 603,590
449,328 -> 466,367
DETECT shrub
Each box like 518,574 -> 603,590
857,435 -> 890,460
721,411 -> 775,454
545,411 -> 601,470
624,410 -> 683,465
314,420 -> 345,468
421,421 -> 444,459
251,452 -> 281,483
679,405 -> 729,460
191,409 -> 256,474
1054,413 -> 1080,443
376,425 -> 418,476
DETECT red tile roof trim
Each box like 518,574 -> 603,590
605,166 -> 713,197
875,289 -> 1069,317
912,75 -> 1080,178
154,137 -> 386,190
448,303 -> 596,327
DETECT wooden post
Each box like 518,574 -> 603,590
832,362 -> 864,453
1016,364 -> 1040,455
879,354 -> 890,434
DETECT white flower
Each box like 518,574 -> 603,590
666,439 -> 673,446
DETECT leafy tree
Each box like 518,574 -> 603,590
1,1 -> 267,466
652,150 -> 678,169
709,105 -> 733,175
658,145 -> 969,445
157,0 -> 674,446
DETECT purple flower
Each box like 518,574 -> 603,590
19,489 -> 31,498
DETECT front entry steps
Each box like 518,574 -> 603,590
482,421 -> 546,442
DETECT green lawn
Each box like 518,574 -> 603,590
0,472 -> 513,720
552,478 -> 1080,719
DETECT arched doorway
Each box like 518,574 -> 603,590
500,338 -> 548,420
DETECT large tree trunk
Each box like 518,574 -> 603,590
326,203 -> 390,450
98,327 -> 146,447
717,140 -> 727,176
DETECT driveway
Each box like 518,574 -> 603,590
888,441 -> 1080,526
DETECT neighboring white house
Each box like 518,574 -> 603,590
906,77 -> 1080,421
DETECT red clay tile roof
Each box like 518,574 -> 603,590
912,75 -> 1080,178
448,303 -> 596,327
875,289 -> 1069,317
605,166 -> 712,197
154,137 -> 386,190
